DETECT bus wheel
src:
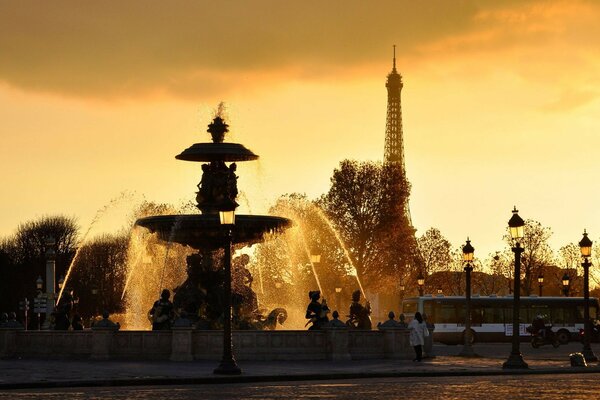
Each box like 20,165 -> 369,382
556,329 -> 570,344
462,329 -> 476,345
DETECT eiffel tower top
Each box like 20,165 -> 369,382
384,45 -> 405,167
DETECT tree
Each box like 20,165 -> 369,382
503,219 -> 554,296
319,160 -> 414,292
0,215 -> 79,315
417,228 -> 452,276
69,233 -> 129,317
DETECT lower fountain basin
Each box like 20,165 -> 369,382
135,214 -> 292,249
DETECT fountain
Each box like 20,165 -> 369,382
135,109 -> 292,330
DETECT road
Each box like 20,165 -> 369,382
3,374 -> 600,400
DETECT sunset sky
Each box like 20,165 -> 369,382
1,0 -> 600,262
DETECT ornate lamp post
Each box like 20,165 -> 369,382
214,210 -> 241,375
43,236 -> 56,329
503,207 -> 528,369
579,231 -> 597,362
35,276 -> 43,330
537,271 -> 544,297
562,273 -> 570,297
417,273 -> 425,297
459,238 -> 477,357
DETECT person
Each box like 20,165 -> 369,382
305,291 -> 329,330
325,310 -> 347,328
71,314 -> 84,330
532,314 -> 546,339
408,311 -> 428,361
93,311 -> 120,330
397,313 -> 408,328
149,289 -> 175,330
377,311 -> 400,329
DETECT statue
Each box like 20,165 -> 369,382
305,291 -> 330,330
54,288 -> 75,330
149,289 -> 175,330
346,290 -> 372,330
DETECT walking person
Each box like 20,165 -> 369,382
409,311 -> 428,361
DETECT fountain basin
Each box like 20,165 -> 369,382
135,214 -> 292,249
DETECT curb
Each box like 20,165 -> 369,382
2,367 -> 600,390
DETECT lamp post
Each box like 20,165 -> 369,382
579,231 -> 597,362
35,276 -> 43,330
334,287 -> 342,314
503,207 -> 528,369
459,238 -> 477,357
562,273 -> 570,297
537,271 -> 544,297
91,287 -> 99,319
43,236 -> 56,329
437,288 -> 443,296
214,210 -> 241,375
417,273 -> 425,297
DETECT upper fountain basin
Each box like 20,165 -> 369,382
176,142 -> 258,162
135,214 -> 292,250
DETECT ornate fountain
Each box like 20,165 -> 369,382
136,110 -> 291,329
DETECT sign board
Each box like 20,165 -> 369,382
504,323 -> 528,336
33,297 -> 47,314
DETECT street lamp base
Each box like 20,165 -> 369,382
502,353 -> 529,369
458,345 -> 479,358
213,359 -> 242,375
582,348 -> 598,363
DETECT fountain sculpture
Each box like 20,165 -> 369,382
136,110 -> 291,329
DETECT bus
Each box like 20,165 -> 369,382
401,295 -> 599,345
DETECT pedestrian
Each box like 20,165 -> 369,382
408,311 -> 428,361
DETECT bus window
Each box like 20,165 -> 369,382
403,301 -> 417,315
423,300 -> 433,321
435,303 -> 458,323
591,306 -> 598,320
482,305 -> 503,324
471,306 -> 483,326
530,305 -> 549,321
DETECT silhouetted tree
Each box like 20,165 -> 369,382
69,233 -> 129,317
0,215 -> 79,317
319,160 -> 414,292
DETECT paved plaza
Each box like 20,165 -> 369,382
1,342 -> 600,392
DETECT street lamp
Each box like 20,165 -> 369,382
459,238 -> 477,357
562,273 -> 570,297
310,254 -> 321,264
274,282 -> 282,289
503,207 -> 528,369
214,209 -> 241,375
579,230 -> 597,362
417,273 -> 425,297
537,271 -> 544,297
36,276 -> 43,292
335,287 -> 342,314
437,288 -> 443,296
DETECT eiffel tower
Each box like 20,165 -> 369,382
383,46 -> 420,274
384,45 -> 413,227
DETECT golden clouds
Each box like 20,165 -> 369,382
0,0 -> 489,99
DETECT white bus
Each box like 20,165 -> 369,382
401,295 -> 599,345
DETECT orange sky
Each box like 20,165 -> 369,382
1,0 -> 600,262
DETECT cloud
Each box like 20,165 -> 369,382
0,0 -> 596,100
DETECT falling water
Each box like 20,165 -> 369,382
308,204 -> 366,298
56,191 -> 138,305
298,225 -> 323,294
158,216 -> 185,298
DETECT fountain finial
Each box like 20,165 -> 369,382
207,116 -> 229,143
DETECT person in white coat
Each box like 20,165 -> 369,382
408,311 -> 427,361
